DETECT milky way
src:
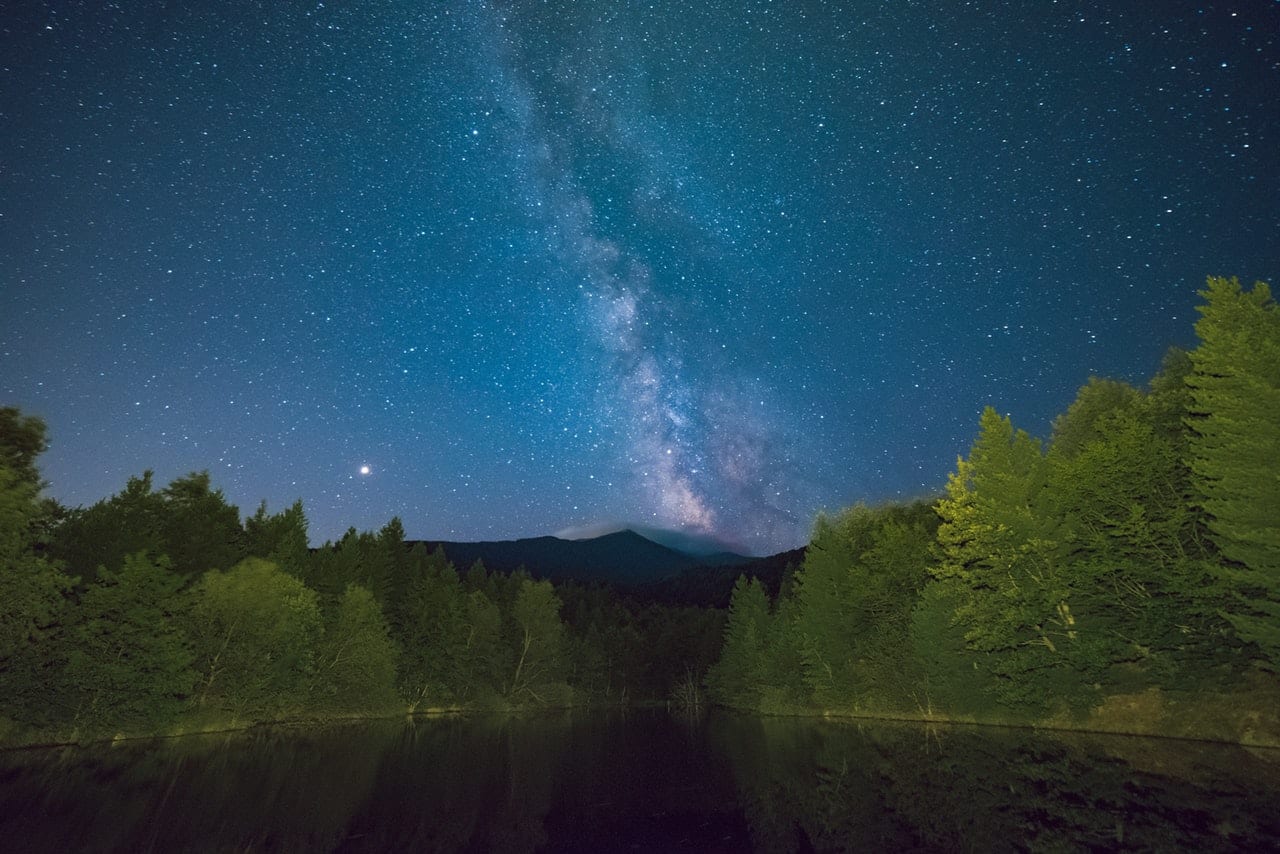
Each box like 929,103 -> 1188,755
1,2 -> 1276,554
457,1 -> 814,551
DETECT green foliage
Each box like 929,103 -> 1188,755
307,521 -> 405,607
52,472 -> 166,582
507,578 -> 569,705
1186,276 -> 1280,668
705,576 -> 771,707
394,548 -> 475,707
1047,380 -> 1226,686
0,460 -> 76,727
159,471 -> 245,575
793,503 -> 934,708
51,470 -> 244,581
190,558 -> 323,718
65,552 -> 195,734
1049,377 -> 1144,459
933,407 -> 1090,711
756,588 -> 809,711
244,499 -> 310,576
311,584 -> 399,712
0,407 -> 48,491
462,588 -> 505,700
0,408 -> 61,544
908,579 -> 1003,718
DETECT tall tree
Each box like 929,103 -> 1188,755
65,552 -> 195,734
506,578 -> 569,705
0,441 -> 75,727
0,407 -> 48,491
1046,378 -> 1223,684
311,584 -> 399,712
0,407 -> 62,543
706,576 -> 771,708
934,407 -> 1090,710
793,504 -> 933,707
189,557 -> 322,718
51,472 -> 165,581
160,471 -> 245,575
244,499 -> 310,576
395,548 -> 474,708
1185,276 -> 1280,668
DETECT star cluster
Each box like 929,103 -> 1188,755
1,2 -> 1276,554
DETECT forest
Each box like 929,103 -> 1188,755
0,276 -> 1276,746
707,277 -> 1280,743
0,436 -> 725,743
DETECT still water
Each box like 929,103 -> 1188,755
1,709 -> 1278,852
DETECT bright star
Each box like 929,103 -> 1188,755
359,465 -> 371,476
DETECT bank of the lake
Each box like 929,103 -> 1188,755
738,678 -> 1280,750
7,683 -> 1279,756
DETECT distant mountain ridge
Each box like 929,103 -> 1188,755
410,528 -> 756,586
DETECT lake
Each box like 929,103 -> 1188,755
1,709 -> 1278,852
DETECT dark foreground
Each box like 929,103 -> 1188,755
1,709 -> 1278,852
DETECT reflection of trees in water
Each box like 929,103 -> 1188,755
5,713 -> 1278,851
0,721 -> 394,851
712,715 -> 1280,853
2,711 -> 751,852
0,715 -> 574,853
335,713 -> 572,853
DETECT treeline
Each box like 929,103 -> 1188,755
0,426 -> 722,744
709,277 -> 1280,739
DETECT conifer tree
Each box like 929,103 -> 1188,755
792,504 -> 933,706
705,576 -> 770,708
160,471 -> 245,575
934,408 -> 1086,709
395,549 -> 474,707
51,472 -> 166,582
244,499 -> 310,576
1186,276 -> 1280,667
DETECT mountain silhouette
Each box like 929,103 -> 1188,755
411,528 -> 755,586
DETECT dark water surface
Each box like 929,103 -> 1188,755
1,709 -> 1278,852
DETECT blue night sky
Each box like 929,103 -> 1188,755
2,2 -> 1276,555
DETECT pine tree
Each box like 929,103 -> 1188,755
1047,380 -> 1221,684
934,408 -> 1088,710
705,576 -> 770,708
244,499 -> 310,576
51,472 -> 165,582
1186,276 -> 1280,668
395,549 -> 474,707
792,504 -> 933,707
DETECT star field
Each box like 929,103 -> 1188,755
2,2 -> 1276,554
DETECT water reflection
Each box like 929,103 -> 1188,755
0,711 -> 1276,852
713,715 -> 1280,853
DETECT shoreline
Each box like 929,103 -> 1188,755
5,697 -> 1279,753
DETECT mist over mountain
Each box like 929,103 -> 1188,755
555,522 -> 752,557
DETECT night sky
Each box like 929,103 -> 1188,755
2,2 -> 1276,555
